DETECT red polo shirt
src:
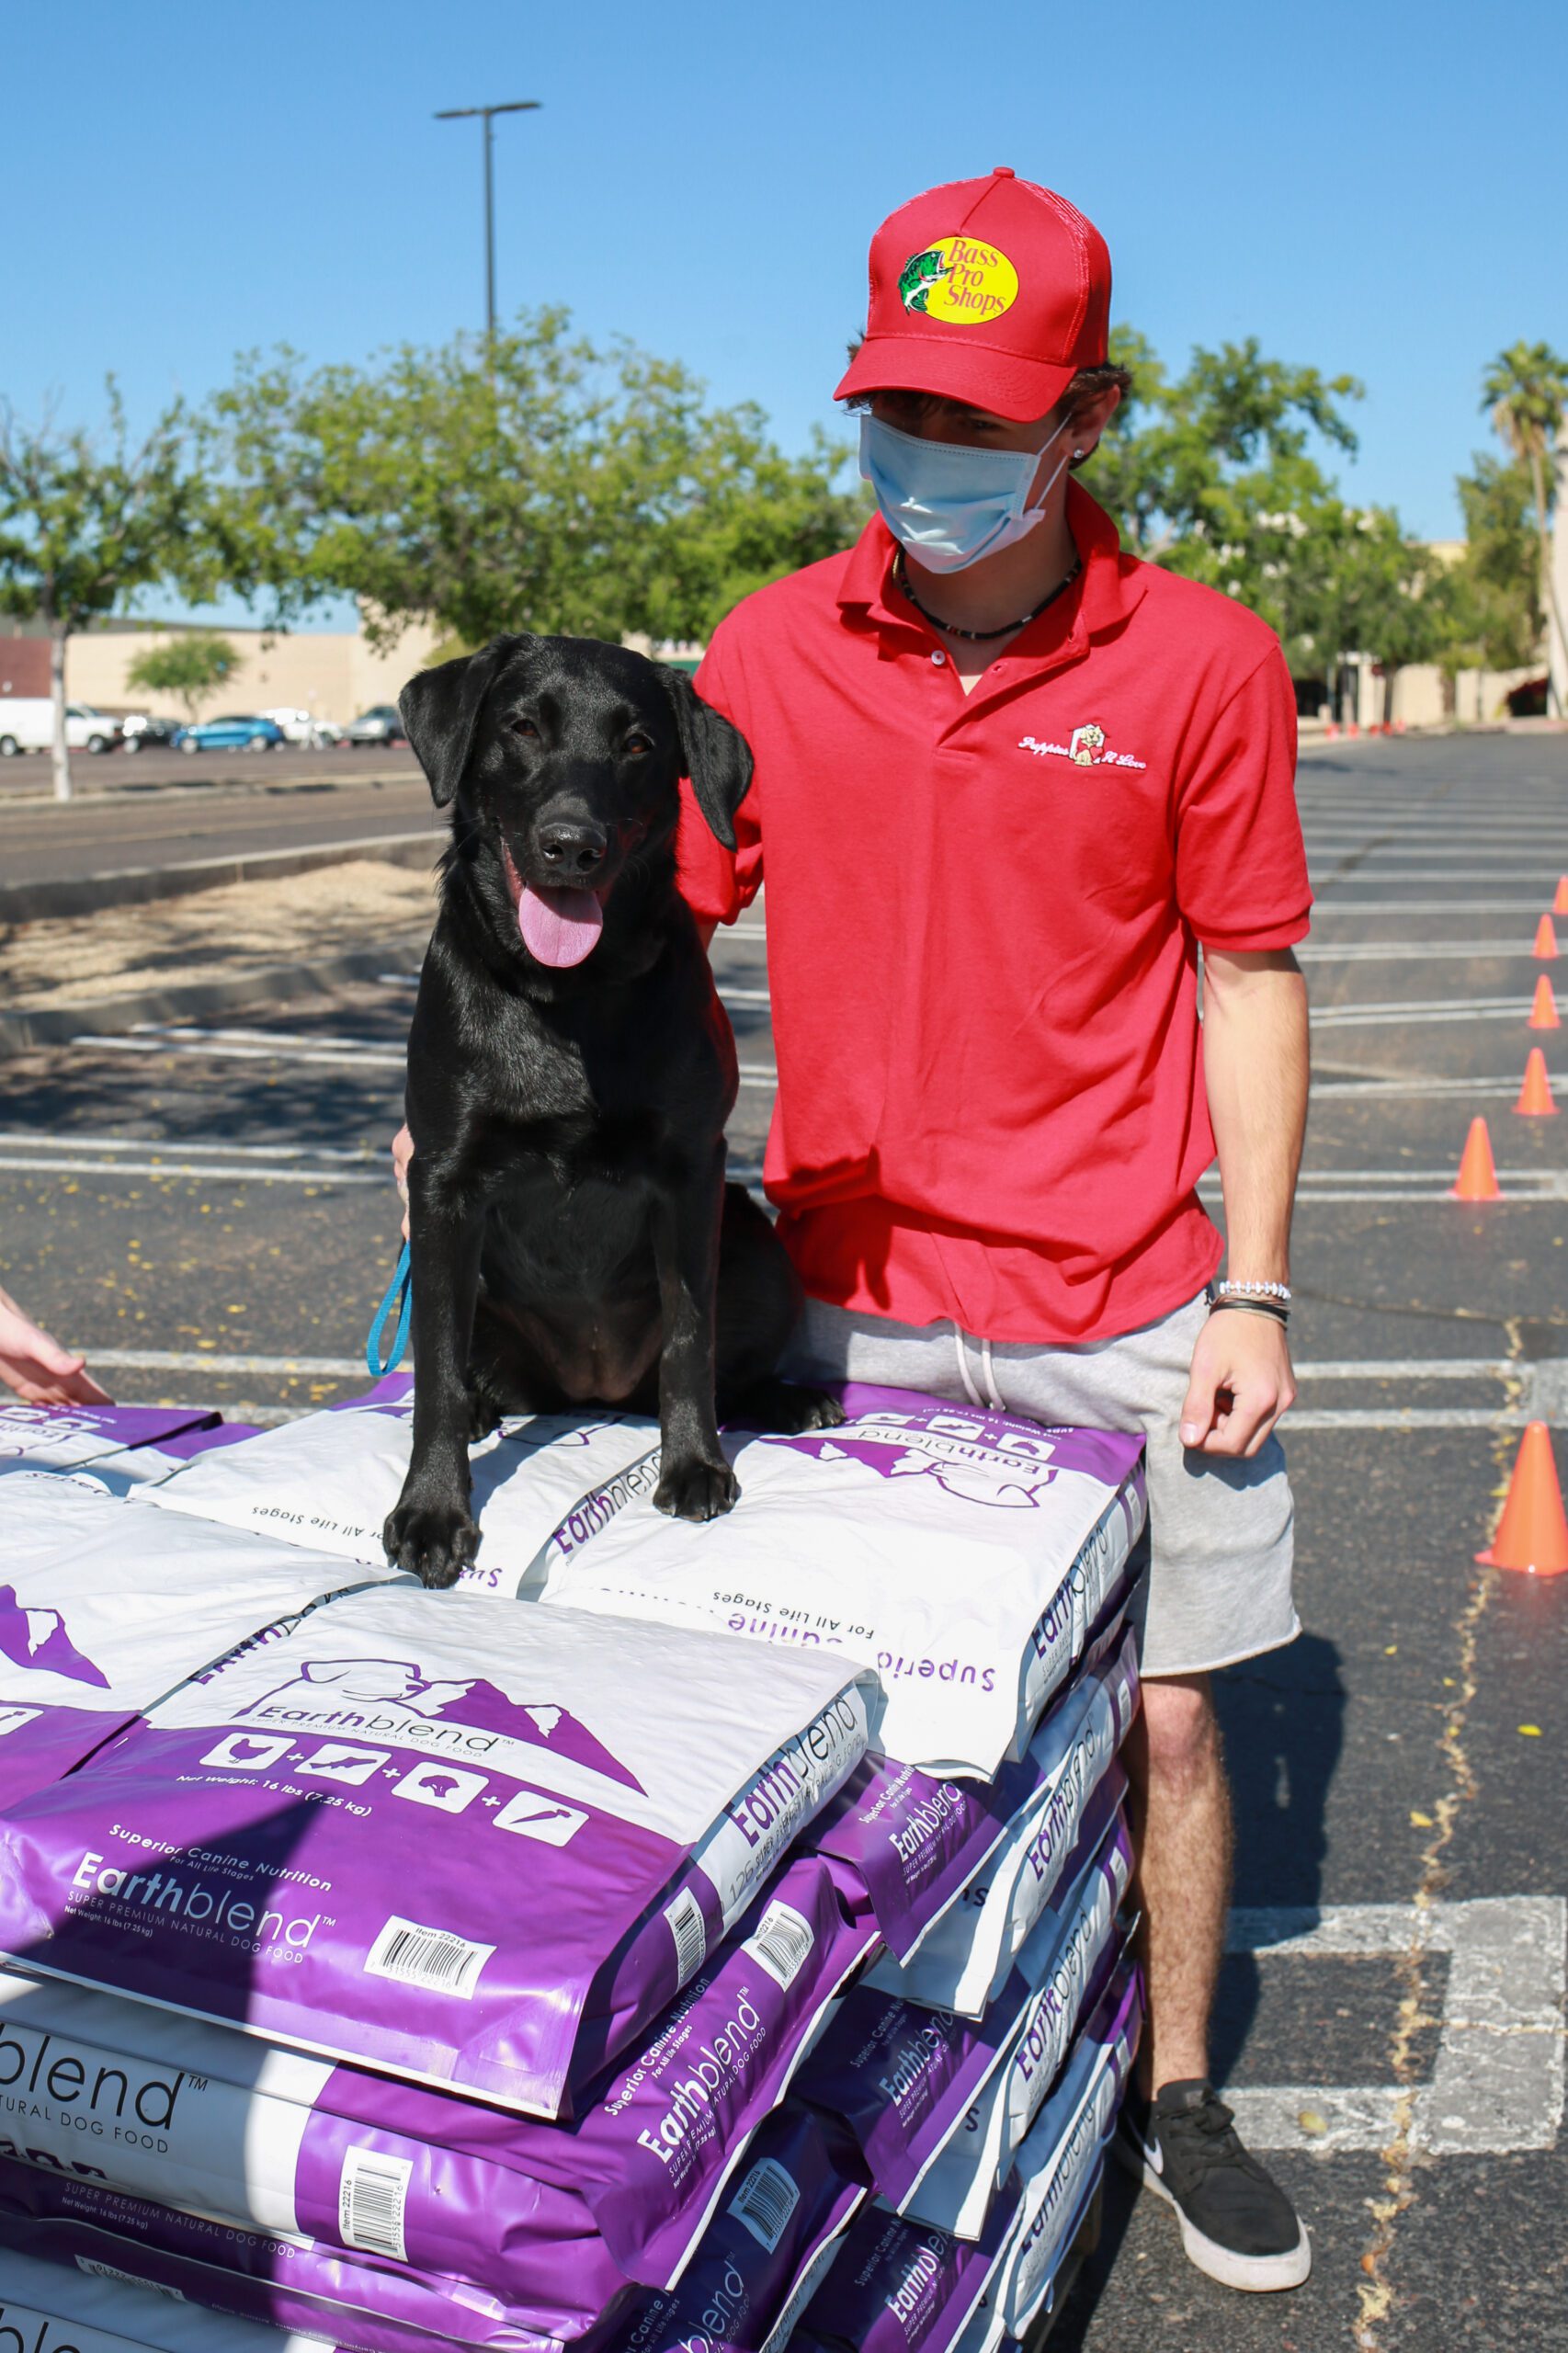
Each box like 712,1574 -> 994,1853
676,481 -> 1312,1345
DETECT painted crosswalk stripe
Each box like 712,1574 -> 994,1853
1227,1898 -> 1565,2155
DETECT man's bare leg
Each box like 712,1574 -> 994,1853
1122,1669 -> 1232,2093
1115,1667 -> 1310,2290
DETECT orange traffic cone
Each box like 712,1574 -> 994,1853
1528,976 -> 1561,1030
1554,878 -> 1568,916
1534,915 -> 1559,960
1514,1048 -> 1558,1117
1477,1422 -> 1568,1575
1449,1116 -> 1503,1199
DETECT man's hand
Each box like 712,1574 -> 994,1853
0,1284 -> 111,1406
1178,1308 -> 1295,1458
392,1124 -> 413,1242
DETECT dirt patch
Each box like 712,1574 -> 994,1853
0,861 -> 438,1012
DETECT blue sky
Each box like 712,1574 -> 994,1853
6,0 -> 1562,628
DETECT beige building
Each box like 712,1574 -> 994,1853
63,613 -> 446,728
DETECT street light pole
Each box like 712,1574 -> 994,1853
433,99 -> 540,340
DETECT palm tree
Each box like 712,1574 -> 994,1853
1482,341 -> 1568,705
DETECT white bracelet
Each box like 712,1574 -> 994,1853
1214,1279 -> 1292,1302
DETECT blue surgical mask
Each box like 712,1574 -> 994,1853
858,413 -> 1073,574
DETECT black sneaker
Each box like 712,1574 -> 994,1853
1115,2078 -> 1312,2291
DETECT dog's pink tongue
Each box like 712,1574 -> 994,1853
517,882 -> 604,968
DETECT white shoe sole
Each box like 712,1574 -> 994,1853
1112,2130 -> 1313,2292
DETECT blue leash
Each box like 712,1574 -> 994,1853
366,1242 -> 413,1377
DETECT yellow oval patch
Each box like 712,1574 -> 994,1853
898,235 -> 1019,326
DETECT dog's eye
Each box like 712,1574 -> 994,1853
510,717 -> 540,743
624,733 -> 653,758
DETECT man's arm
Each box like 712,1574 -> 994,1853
1178,946 -> 1309,1457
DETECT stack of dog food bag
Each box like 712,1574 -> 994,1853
0,1378 -> 1147,2353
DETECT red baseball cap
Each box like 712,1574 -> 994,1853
835,168 -> 1111,422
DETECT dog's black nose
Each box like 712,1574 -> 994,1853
538,823 -> 608,879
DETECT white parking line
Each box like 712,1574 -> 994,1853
1307,1075 -> 1555,1102
1298,943 -> 1551,964
1311,901 -> 1560,915
0,1156 -> 383,1184
71,1027 -> 779,1087
1226,1898 -> 1566,2155
0,1131 -> 376,1162
1312,1003 -> 1546,1030
85,1347 -> 368,1376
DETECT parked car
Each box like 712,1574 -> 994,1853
344,704 -> 407,745
0,700 -> 122,755
120,713 -> 183,752
174,715 -> 287,754
259,705 -> 343,748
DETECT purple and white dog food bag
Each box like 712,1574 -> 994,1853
955,1963 -> 1142,2353
868,1626 -> 1139,2018
797,1754 -> 1015,1966
142,1375 -> 661,1596
0,1849 -> 875,2307
0,2155 -> 520,2353
0,1474 -> 399,1812
898,1821 -> 1133,2239
583,2108 -> 862,2353
791,2183 -> 1022,2353
0,1401 -> 218,1478
79,1419 -> 267,1499
0,1585 -> 874,2119
0,2109 -> 860,2353
523,1386 -> 1144,1781
800,1809 -> 1132,2236
0,2245 -> 346,2353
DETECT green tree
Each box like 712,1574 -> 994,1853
1292,505 -> 1446,723
124,629 -> 240,723
1438,455 -> 1541,684
0,383 -> 217,801
205,310 -> 862,651
1481,340 -> 1568,697
1085,332 -> 1445,713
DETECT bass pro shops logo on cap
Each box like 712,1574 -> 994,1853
898,234 -> 1019,324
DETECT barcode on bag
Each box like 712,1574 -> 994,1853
665,1884 -> 708,1986
339,2144 -> 414,2261
743,1898 -> 814,1990
364,1914 -> 494,2000
729,2154 -> 801,2253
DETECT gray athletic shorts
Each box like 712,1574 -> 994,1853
779,1288 -> 1298,1681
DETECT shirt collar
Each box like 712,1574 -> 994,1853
836,477 -> 1148,643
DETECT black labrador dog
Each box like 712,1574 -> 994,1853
384,631 -> 840,1590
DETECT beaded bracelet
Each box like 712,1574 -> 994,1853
1213,1278 -> 1292,1302
1207,1292 -> 1290,1326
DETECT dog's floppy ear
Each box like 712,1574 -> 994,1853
659,666 -> 754,852
399,636 -> 528,807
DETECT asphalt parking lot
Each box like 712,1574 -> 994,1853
1,733 -> 1564,2350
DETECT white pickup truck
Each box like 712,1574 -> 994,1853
0,699 -> 123,755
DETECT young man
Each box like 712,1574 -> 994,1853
674,171 -> 1313,2292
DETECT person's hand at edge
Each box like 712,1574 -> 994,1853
1178,1308 -> 1295,1458
0,1283 -> 112,1406
392,1124 -> 413,1243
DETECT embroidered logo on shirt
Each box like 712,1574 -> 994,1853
1019,722 -> 1148,771
897,236 -> 1019,323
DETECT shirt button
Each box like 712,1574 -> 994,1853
931,649 -> 947,665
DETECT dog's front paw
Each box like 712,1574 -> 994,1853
654,1455 -> 741,1523
382,1497 -> 482,1588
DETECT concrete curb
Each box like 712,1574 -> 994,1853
0,941 -> 426,1059
0,829 -> 444,925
